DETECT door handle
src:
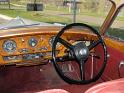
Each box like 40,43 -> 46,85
119,61 -> 124,68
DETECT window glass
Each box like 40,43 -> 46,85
0,0 -> 111,29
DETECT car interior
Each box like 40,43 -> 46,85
0,0 -> 124,93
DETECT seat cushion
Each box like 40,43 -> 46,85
85,78 -> 124,93
37,89 -> 70,93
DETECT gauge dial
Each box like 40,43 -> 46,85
29,38 -> 38,47
3,40 -> 17,53
49,36 -> 61,48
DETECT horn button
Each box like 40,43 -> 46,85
73,42 -> 89,61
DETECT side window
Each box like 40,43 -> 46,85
107,7 -> 124,41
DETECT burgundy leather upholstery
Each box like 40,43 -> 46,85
37,89 -> 70,93
85,78 -> 124,93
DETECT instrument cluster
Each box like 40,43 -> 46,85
0,35 -> 64,63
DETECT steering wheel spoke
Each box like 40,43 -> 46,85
58,38 -> 74,50
79,60 -> 85,80
88,39 -> 102,50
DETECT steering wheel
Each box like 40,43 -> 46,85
52,23 -> 107,84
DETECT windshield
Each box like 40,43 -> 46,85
0,0 -> 112,29
106,6 -> 124,41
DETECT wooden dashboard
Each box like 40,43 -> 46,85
0,26 -> 97,66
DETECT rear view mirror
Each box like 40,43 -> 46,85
27,0 -> 43,11
27,3 -> 43,11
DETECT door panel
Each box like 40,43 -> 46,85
101,38 -> 124,81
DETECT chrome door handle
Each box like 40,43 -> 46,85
119,61 -> 124,68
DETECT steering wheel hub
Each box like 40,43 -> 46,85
73,41 -> 89,61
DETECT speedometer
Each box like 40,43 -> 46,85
3,40 -> 17,53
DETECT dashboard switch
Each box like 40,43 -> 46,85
19,48 -> 29,53
39,47 -> 48,51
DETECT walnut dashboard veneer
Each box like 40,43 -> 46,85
0,26 -> 97,66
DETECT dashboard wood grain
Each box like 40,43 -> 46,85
0,26 -> 97,66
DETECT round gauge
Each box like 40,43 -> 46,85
49,36 -> 61,48
29,38 -> 38,47
3,40 -> 17,53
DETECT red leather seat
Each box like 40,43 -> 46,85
37,89 -> 70,93
85,78 -> 124,93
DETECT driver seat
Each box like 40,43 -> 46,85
85,78 -> 124,93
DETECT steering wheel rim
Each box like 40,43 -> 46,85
52,23 -> 107,84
